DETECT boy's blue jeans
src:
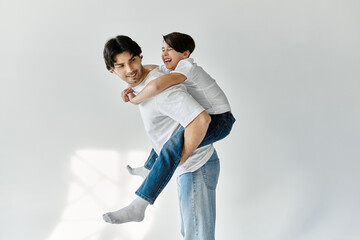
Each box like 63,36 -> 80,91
135,111 -> 235,204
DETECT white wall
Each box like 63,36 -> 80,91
1,0 -> 359,239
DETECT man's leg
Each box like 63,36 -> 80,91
177,150 -> 220,240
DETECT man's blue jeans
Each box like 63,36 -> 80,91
135,111 -> 235,204
177,150 -> 220,240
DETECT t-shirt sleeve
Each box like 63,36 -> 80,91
172,59 -> 193,79
156,85 -> 204,128
158,65 -> 172,74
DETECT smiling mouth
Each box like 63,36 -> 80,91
164,59 -> 171,63
127,71 -> 137,78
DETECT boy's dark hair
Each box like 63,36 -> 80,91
163,32 -> 195,56
103,35 -> 142,71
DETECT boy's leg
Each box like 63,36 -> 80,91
103,197 -> 149,224
177,151 -> 220,240
134,112 -> 234,204
105,112 -> 233,224
102,128 -> 185,225
126,149 -> 157,178
198,111 -> 236,148
126,165 -> 150,179
135,127 -> 185,204
144,148 -> 158,170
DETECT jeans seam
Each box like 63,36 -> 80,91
191,174 -> 199,240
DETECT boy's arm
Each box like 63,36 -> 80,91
143,64 -> 159,70
129,72 -> 187,105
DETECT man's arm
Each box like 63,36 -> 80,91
156,85 -> 210,166
180,110 -> 211,165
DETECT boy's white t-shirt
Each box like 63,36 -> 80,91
132,68 -> 215,176
159,58 -> 231,114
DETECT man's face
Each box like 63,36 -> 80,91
111,51 -> 144,87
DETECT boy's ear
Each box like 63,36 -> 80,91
183,50 -> 190,59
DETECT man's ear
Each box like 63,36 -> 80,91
109,68 -> 114,74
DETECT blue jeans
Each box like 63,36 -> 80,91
177,150 -> 220,240
136,111 -> 235,204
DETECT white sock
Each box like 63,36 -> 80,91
102,197 -> 149,224
126,165 -> 150,179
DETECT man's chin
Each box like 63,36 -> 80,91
127,78 -> 140,86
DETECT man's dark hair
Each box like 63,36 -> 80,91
103,35 -> 142,71
163,32 -> 195,56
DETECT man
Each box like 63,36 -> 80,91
102,35 -> 220,239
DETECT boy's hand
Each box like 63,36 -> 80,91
121,88 -> 134,103
127,92 -> 139,105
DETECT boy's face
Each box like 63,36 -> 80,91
111,51 -> 145,87
161,41 -> 189,70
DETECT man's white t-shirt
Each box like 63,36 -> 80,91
159,58 -> 231,114
132,68 -> 215,176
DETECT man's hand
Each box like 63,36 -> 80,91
179,110 -> 211,166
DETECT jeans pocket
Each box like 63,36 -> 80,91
202,160 -> 220,190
